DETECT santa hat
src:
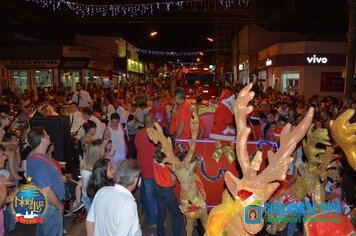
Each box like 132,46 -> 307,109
218,90 -> 234,103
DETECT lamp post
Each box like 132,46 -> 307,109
134,31 -> 158,49
206,37 -> 217,73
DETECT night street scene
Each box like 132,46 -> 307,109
0,0 -> 355,235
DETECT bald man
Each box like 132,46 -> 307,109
134,113 -> 157,227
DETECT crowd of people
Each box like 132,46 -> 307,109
0,78 -> 355,235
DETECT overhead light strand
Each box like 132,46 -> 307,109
24,0 -> 249,17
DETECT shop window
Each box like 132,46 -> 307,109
60,71 -> 80,91
85,70 -> 101,87
282,72 -> 299,94
11,70 -> 28,94
320,72 -> 343,92
34,69 -> 52,89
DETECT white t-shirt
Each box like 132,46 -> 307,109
116,106 -> 128,125
87,184 -> 142,236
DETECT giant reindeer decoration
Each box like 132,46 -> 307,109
330,109 -> 356,171
266,125 -> 338,235
205,83 -> 314,236
147,108 -> 208,236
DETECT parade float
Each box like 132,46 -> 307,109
149,83 -> 309,234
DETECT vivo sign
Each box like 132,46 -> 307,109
307,55 -> 328,64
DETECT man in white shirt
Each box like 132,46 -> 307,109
101,98 -> 115,125
86,159 -> 142,236
69,102 -> 84,135
71,82 -> 93,108
77,107 -> 105,140
135,102 -> 151,129
115,102 -> 128,126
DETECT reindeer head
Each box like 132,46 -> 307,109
303,125 -> 338,182
222,83 -> 314,235
330,109 -> 356,171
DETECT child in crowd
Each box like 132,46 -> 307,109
71,120 -> 97,213
153,144 -> 182,236
325,162 -> 350,214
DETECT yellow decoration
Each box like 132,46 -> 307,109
212,141 -> 236,163
212,141 -> 223,162
26,176 -> 32,183
222,146 -> 236,164
197,106 -> 216,115
330,109 -> 356,171
267,125 -> 337,235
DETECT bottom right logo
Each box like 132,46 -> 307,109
244,204 -> 262,224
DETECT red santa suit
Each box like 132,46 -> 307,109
209,90 -> 236,141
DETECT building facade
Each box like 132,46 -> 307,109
258,41 -> 356,99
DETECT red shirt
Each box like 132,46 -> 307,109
169,114 -> 177,136
134,128 -> 156,178
176,100 -> 192,139
153,162 -> 174,188
149,106 -> 167,128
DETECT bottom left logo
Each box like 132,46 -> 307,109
10,183 -> 48,224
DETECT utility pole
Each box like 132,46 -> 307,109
345,0 -> 356,101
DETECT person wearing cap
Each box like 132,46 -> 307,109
209,90 -> 236,141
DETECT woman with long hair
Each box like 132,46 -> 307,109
80,139 -> 105,211
71,139 -> 105,213
87,158 -> 115,200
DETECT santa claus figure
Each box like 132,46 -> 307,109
209,90 -> 236,141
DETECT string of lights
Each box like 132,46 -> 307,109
25,0 -> 249,17
132,48 -> 201,56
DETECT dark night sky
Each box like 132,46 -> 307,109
0,0 -> 349,53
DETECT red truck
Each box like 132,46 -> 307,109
179,69 -> 218,100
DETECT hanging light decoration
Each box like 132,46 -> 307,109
24,0 -> 249,17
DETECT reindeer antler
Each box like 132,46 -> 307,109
235,83 -> 314,189
147,122 -> 179,168
255,108 -> 314,187
184,107 -> 199,169
330,109 -> 356,171
303,125 -> 331,165
314,146 -> 338,181
235,83 -> 256,180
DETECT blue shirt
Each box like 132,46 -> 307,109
27,153 -> 65,201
